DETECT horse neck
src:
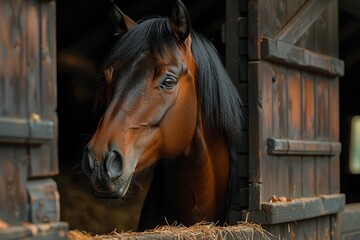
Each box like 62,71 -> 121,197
165,116 -> 230,225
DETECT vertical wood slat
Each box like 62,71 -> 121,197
314,4 -> 332,236
271,64 -> 289,200
0,146 -> 29,224
286,68 -> 302,198
0,0 -> 31,226
0,0 -> 27,118
257,62 -> 274,206
299,21 -> 317,240
29,0 -> 58,177
249,61 -> 276,210
26,0 -> 41,116
248,61 -> 261,210
301,72 -> 316,197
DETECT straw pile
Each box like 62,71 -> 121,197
68,222 -> 272,240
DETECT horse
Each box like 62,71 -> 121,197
82,0 -> 243,230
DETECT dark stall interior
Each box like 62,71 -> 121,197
56,0 -> 225,233
339,2 -> 360,203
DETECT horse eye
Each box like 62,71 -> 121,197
161,77 -> 177,89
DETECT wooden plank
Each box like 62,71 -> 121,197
248,61 -> 276,210
274,0 -> 329,44
267,138 -> 341,156
0,146 -> 29,225
264,219 -> 318,239
29,0 -> 58,177
327,1 -> 340,195
315,75 -> 330,195
317,216 -> 332,240
286,68 -> 302,198
261,37 -> 344,77
248,0 -> 260,60
286,0 -> 304,22
246,194 -> 345,224
27,179 -> 60,223
329,77 -> 340,194
257,62 -> 275,206
340,203 -> 360,234
0,117 -> 54,144
248,61 -> 261,210
40,0 -> 57,120
0,0 -> 27,118
301,72 -> 316,197
270,64 -> 289,201
0,222 -> 68,240
26,0 -> 41,116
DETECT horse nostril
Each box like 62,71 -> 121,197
105,150 -> 124,179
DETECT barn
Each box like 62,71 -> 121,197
1,0 -> 360,239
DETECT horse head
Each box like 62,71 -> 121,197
82,0 -> 199,199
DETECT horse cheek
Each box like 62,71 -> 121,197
160,84 -> 197,159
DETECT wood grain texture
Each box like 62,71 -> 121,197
274,0 -> 329,44
246,194 -> 345,224
0,0 -> 60,233
261,37 -> 344,77
267,138 -> 341,156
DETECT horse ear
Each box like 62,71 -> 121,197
109,0 -> 137,38
170,0 -> 191,43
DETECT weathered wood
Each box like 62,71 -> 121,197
273,0 -> 329,44
340,203 -> 360,237
271,64 -> 290,200
248,0 -> 260,60
29,0 -> 58,178
246,194 -> 345,224
301,72 -> 316,198
0,146 -> 29,225
0,0 -> 64,238
0,222 -> 68,240
286,68 -> 302,198
39,0 -> 58,176
0,117 -> 54,144
261,37 -> 344,77
246,0 -> 342,237
27,178 -> 60,223
267,138 -> 341,156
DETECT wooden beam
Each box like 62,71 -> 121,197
261,37 -> 344,77
0,117 -> 54,145
244,194 -> 345,224
267,138 -> 341,156
273,0 -> 329,44
340,203 -> 360,235
0,222 -> 68,240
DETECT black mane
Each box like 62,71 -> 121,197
102,17 -> 243,143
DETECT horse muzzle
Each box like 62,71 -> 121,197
82,147 -> 132,199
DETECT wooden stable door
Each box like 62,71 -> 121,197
226,0 -> 345,238
0,1 -> 67,238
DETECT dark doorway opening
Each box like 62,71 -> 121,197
56,0 -> 226,233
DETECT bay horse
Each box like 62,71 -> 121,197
82,0 -> 243,230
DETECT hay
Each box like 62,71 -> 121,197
68,222 -> 272,240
